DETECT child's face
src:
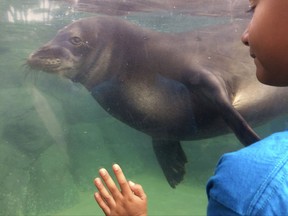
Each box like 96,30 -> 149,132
241,0 -> 288,86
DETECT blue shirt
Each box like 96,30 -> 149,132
206,131 -> 288,215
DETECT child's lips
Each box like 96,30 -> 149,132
250,52 -> 256,59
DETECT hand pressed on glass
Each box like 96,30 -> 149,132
94,164 -> 147,216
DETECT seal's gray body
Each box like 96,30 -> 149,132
27,16 -> 288,187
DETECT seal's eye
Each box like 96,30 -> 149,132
69,37 -> 83,45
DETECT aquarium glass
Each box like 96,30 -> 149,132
0,0 -> 287,215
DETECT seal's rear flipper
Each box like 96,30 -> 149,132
152,139 -> 187,188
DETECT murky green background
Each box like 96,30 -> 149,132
0,0 -> 287,215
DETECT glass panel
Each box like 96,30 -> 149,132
0,0 -> 287,215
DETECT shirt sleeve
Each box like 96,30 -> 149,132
207,197 -> 241,216
206,131 -> 288,216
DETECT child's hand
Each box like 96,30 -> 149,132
94,164 -> 147,216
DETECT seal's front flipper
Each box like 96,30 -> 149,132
193,68 -> 260,146
152,139 -> 187,188
219,104 -> 260,145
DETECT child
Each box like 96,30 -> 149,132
94,0 -> 288,214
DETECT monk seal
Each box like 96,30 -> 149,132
27,16 -> 288,188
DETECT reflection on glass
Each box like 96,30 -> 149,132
2,0 -> 74,23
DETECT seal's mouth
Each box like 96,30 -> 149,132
27,46 -> 75,74
26,49 -> 79,82
27,55 -> 62,72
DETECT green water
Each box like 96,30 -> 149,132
0,0 -> 286,215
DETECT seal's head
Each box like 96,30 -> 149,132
27,17 -> 119,86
